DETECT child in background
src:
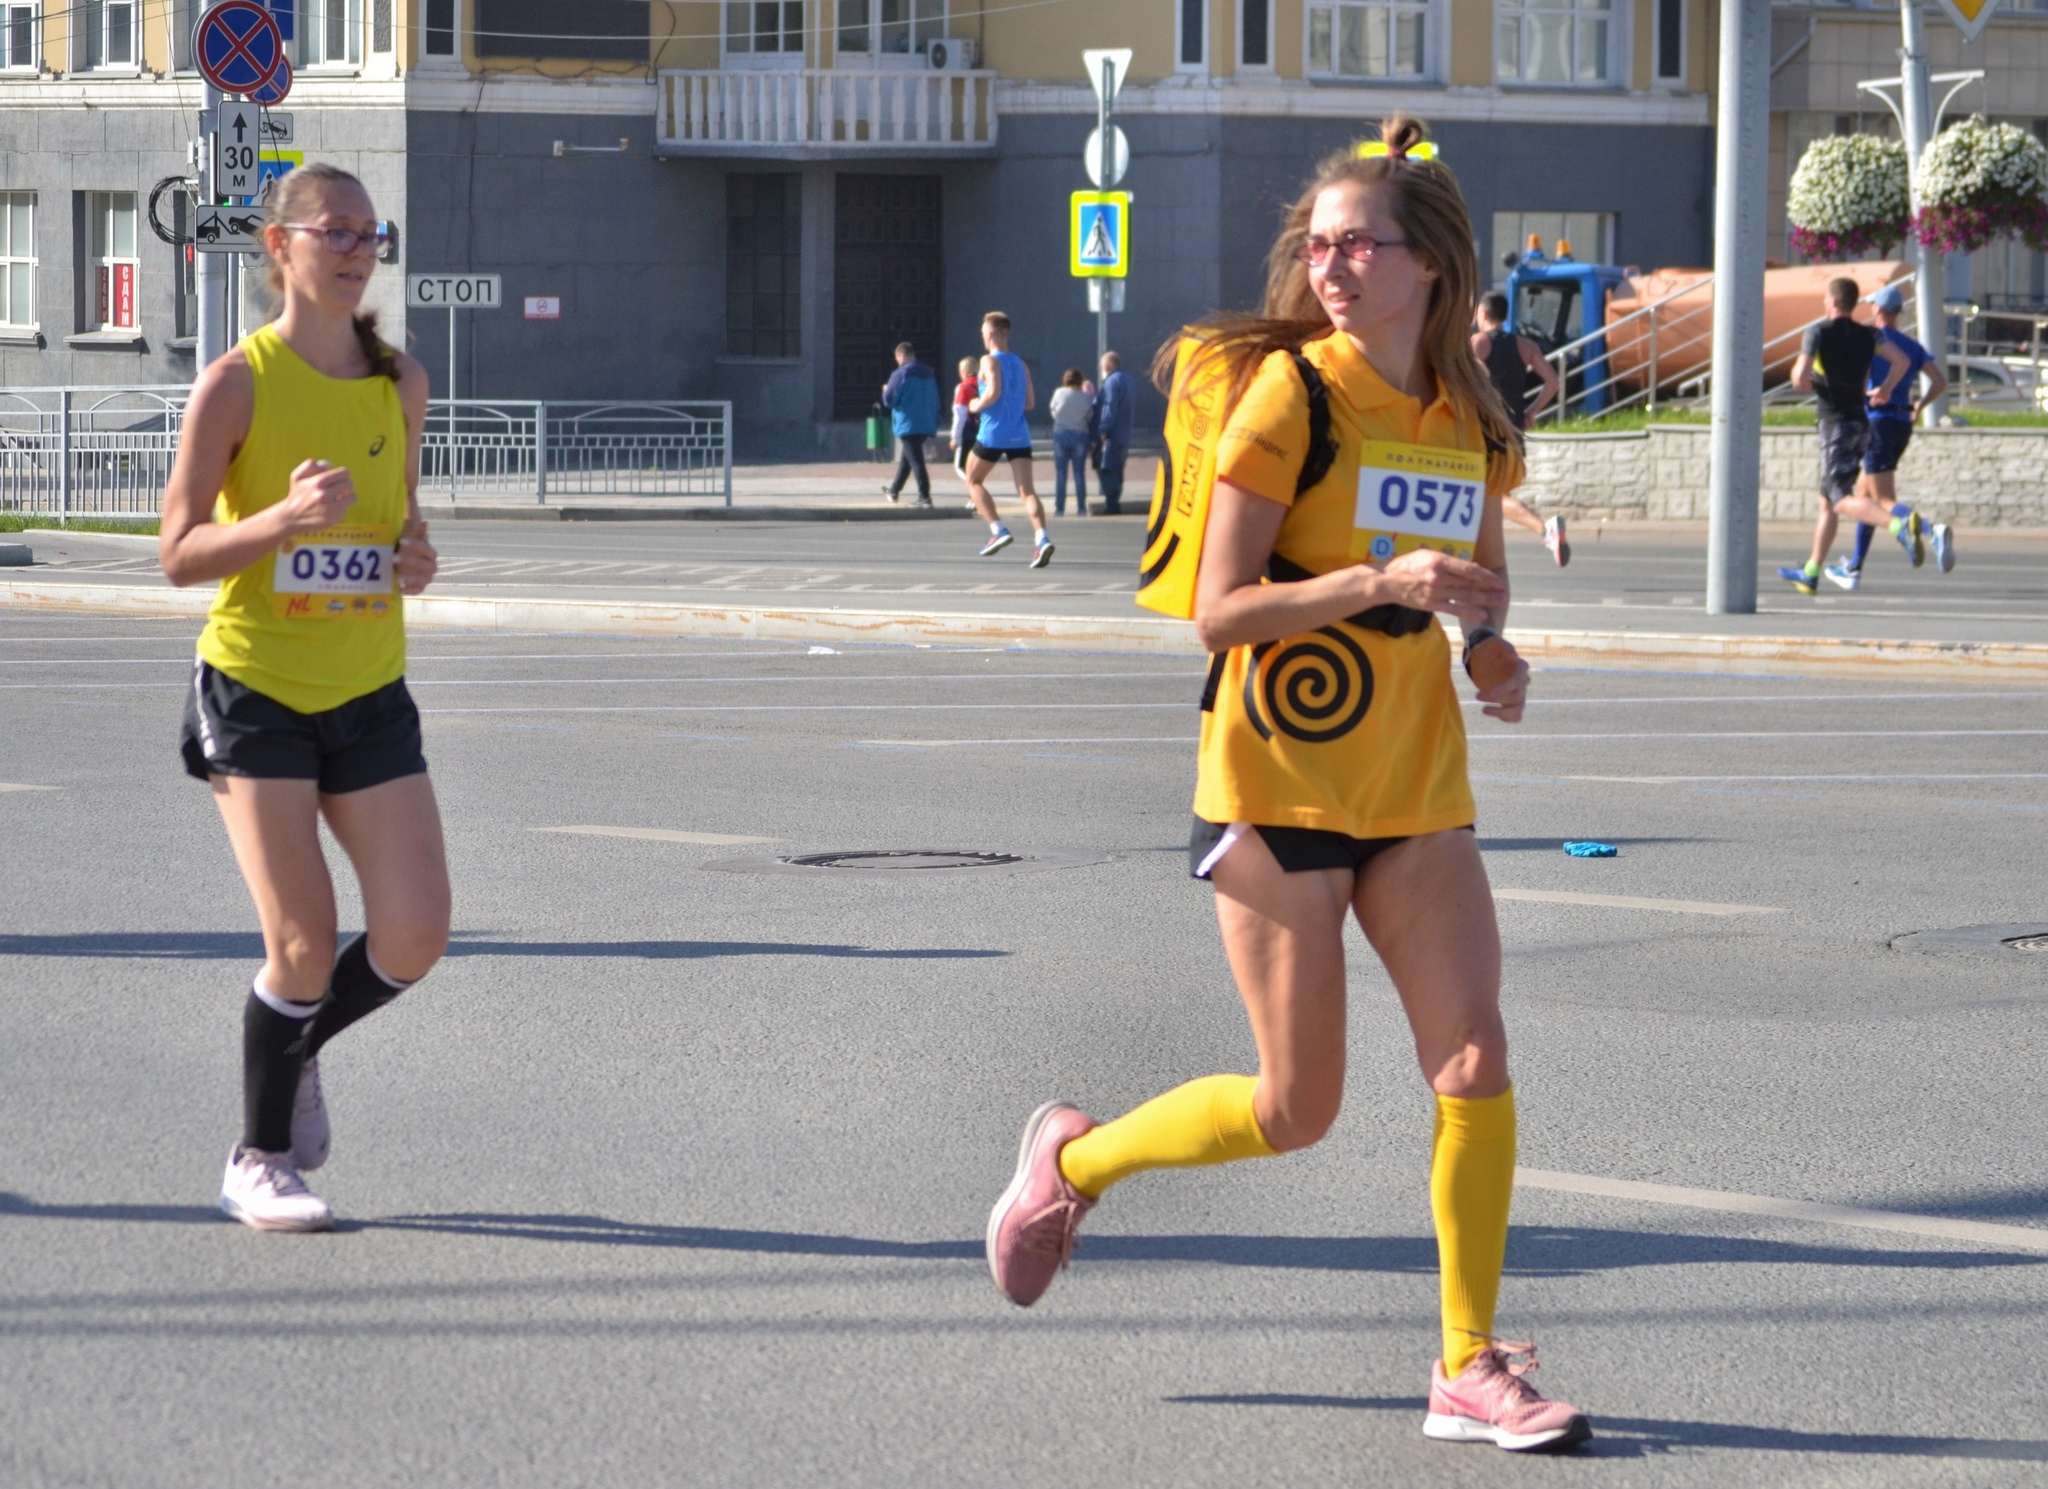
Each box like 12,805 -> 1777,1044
951,357 -> 978,483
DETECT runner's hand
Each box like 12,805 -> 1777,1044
1469,636 -> 1529,723
1369,549 -> 1507,623
275,460 -> 356,538
396,519 -> 438,595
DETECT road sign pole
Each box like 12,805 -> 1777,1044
448,305 -> 458,497
196,0 -> 227,371
1705,0 -> 1769,615
1096,57 -> 1112,366
1899,0 -> 1948,427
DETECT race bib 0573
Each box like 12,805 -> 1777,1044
271,524 -> 398,620
1350,440 -> 1488,563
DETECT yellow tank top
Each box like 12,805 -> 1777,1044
1192,335 -> 1524,838
195,323 -> 410,715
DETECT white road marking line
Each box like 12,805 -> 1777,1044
1516,1168 -> 2048,1255
1458,691 -> 2048,707
1553,772 -> 2048,784
423,703 -> 1188,715
1472,730 -> 2048,742
859,736 -> 1199,747
0,782 -> 60,793
534,826 -> 780,846
406,670 -> 1201,687
1492,888 -> 1783,916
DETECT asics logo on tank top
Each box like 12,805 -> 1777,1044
1240,628 -> 1376,743
369,436 -> 386,456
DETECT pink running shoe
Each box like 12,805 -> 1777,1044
1423,1339 -> 1592,1453
986,1100 -> 1097,1306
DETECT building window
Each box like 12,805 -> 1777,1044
81,0 -> 137,67
297,0 -> 361,65
477,0 -> 647,60
729,0 -> 803,58
1241,0 -> 1271,67
1308,0 -> 1428,79
727,174 -> 801,359
0,193 -> 33,328
87,192 -> 137,331
835,0 -> 945,58
372,0 -> 392,51
1492,210 -> 1614,281
425,0 -> 455,55
1654,0 -> 1681,81
1496,0 -> 1612,84
1178,0 -> 1206,70
2,4 -> 37,69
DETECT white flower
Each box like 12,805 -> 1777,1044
1916,115 -> 2048,207
1788,134 -> 1910,234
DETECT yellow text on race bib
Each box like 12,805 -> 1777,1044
1350,441 -> 1488,563
272,523 -> 398,620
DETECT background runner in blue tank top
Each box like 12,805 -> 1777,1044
963,311 -> 1055,567
1836,284 -> 1954,582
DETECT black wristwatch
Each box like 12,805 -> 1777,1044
1461,626 -> 1500,679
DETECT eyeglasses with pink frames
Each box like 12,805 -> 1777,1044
1293,231 -> 1409,266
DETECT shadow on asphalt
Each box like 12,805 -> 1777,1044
1166,1394 -> 2048,1461
20,1210 -> 1992,1275
0,932 -> 1005,962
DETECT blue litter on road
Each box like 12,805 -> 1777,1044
1563,841 -> 1618,857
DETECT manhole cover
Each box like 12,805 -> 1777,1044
703,847 -> 1112,877
785,850 -> 1026,871
1889,924 -> 2048,957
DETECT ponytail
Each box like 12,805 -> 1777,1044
352,312 -> 399,382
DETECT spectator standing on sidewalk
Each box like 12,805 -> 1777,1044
1049,368 -> 1093,517
1090,351 -> 1136,514
880,342 -> 940,507
950,356 -> 978,483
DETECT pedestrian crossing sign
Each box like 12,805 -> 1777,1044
1071,191 -> 1131,278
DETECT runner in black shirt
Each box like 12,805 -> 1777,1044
1776,277 -> 1929,593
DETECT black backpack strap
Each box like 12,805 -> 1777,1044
1290,353 -> 1338,497
1198,352 -> 1344,715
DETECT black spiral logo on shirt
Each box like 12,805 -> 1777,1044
1241,627 -> 1374,743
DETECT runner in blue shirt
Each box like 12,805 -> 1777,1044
965,311 -> 1054,567
1826,284 -> 1953,588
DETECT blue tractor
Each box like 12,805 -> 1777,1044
1502,238 -> 1630,416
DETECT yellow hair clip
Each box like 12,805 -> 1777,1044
1356,140 -> 1440,161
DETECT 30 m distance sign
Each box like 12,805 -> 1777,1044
406,274 -> 502,310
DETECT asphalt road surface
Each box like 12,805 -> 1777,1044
20,517 -> 2048,646
3,614 -> 2046,1486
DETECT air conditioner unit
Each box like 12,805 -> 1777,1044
927,37 -> 979,70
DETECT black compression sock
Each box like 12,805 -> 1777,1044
306,935 -> 411,1058
243,984 -> 321,1153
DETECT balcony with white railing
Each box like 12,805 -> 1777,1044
655,69 -> 999,156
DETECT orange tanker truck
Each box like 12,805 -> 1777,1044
1503,237 -> 1911,415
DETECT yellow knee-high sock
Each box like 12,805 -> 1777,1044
1057,1074 -> 1275,1200
1430,1087 -> 1517,1378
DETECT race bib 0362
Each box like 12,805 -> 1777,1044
1350,441 -> 1488,563
271,524 -> 398,620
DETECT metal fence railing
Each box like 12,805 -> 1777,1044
0,389 -> 734,518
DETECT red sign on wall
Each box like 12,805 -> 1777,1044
98,263 -> 137,329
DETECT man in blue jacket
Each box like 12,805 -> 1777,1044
1089,351 -> 1135,514
881,342 -> 941,507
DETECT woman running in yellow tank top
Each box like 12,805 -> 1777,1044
159,163 -> 447,1233
986,116 -> 1592,1454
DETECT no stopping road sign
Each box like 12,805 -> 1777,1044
194,1 -> 285,96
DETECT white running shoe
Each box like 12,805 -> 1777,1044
1932,523 -> 1956,574
220,1144 -> 333,1232
1823,560 -> 1862,591
1542,515 -> 1570,568
292,1056 -> 330,1172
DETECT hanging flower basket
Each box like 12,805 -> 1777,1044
1787,134 -> 1910,261
1913,115 -> 2048,255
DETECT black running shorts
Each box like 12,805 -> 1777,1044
1863,417 -> 1912,475
971,443 -> 1033,464
1189,815 -> 1411,880
1816,417 -> 1869,500
181,661 -> 427,794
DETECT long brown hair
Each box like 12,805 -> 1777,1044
1152,115 -> 1520,454
263,162 -> 399,382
